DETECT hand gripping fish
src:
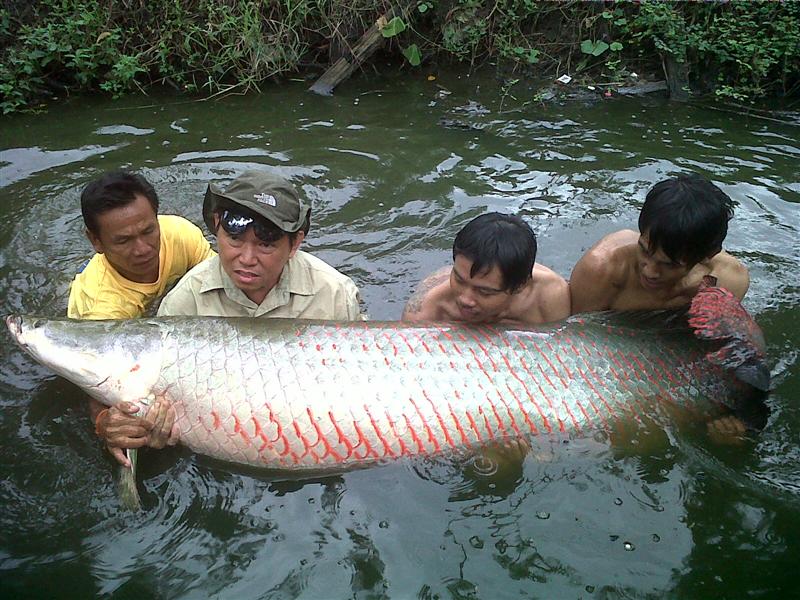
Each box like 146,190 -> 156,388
6,286 -> 769,472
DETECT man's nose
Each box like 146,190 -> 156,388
641,258 -> 659,278
459,289 -> 477,307
238,242 -> 258,265
132,237 -> 150,256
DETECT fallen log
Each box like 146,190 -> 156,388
309,7 -> 407,96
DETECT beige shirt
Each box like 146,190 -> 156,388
157,251 -> 363,320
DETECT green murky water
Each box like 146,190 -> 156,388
1,72 -> 799,598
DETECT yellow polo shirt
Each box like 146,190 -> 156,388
156,251 -> 364,320
67,215 -> 215,319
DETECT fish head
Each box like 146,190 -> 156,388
6,315 -> 164,408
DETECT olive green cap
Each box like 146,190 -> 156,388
202,170 -> 310,234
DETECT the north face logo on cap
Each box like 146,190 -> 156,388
254,193 -> 277,206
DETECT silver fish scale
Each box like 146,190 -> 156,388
144,318 -> 733,470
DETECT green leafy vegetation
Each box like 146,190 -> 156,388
1,0 -> 798,114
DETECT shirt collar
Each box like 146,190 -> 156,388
198,253 -> 315,309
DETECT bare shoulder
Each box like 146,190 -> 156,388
709,251 -> 750,299
401,266 -> 451,321
532,264 -> 571,322
569,230 -> 636,313
575,230 -> 638,274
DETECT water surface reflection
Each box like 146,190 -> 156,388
1,74 -> 798,597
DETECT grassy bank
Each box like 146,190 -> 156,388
2,0 -> 799,114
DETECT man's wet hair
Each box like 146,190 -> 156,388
81,171 -> 159,235
639,173 -> 735,266
453,212 -> 537,293
213,199 -> 308,244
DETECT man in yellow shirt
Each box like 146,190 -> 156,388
68,171 -> 215,465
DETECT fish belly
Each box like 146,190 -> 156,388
156,319 -> 726,471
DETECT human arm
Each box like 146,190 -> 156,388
92,395 -> 178,467
710,251 -> 750,300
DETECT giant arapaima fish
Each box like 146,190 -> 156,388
6,285 -> 769,472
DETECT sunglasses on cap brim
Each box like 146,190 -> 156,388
219,210 -> 282,243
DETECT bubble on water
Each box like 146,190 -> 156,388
585,585 -> 595,593
379,520 -> 389,529
536,511 -> 550,520
307,497 -> 315,504
654,505 -> 665,512
300,558 -> 308,566
623,541 -> 635,551
652,534 -> 661,543
609,534 -> 619,542
469,536 -> 484,549
542,475 -> 552,483
495,539 -> 508,554
471,455 -> 499,477
614,497 -> 623,506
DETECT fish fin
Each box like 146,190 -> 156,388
688,285 -> 770,392
116,448 -> 142,511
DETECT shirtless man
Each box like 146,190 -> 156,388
402,212 -> 570,466
569,173 -> 749,313
570,173 -> 751,440
402,212 -> 570,325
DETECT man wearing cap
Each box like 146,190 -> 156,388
157,170 -> 363,319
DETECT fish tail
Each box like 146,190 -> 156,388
116,448 -> 142,511
688,284 -> 770,392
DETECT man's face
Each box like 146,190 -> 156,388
450,254 -> 514,323
636,232 -> 692,292
215,216 -> 303,305
87,194 -> 161,283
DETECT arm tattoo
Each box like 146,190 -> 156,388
404,268 -> 450,315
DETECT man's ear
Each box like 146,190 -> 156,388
289,231 -> 305,257
85,228 -> 104,254
213,214 -> 220,232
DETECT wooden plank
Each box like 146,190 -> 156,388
309,10 -> 402,96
